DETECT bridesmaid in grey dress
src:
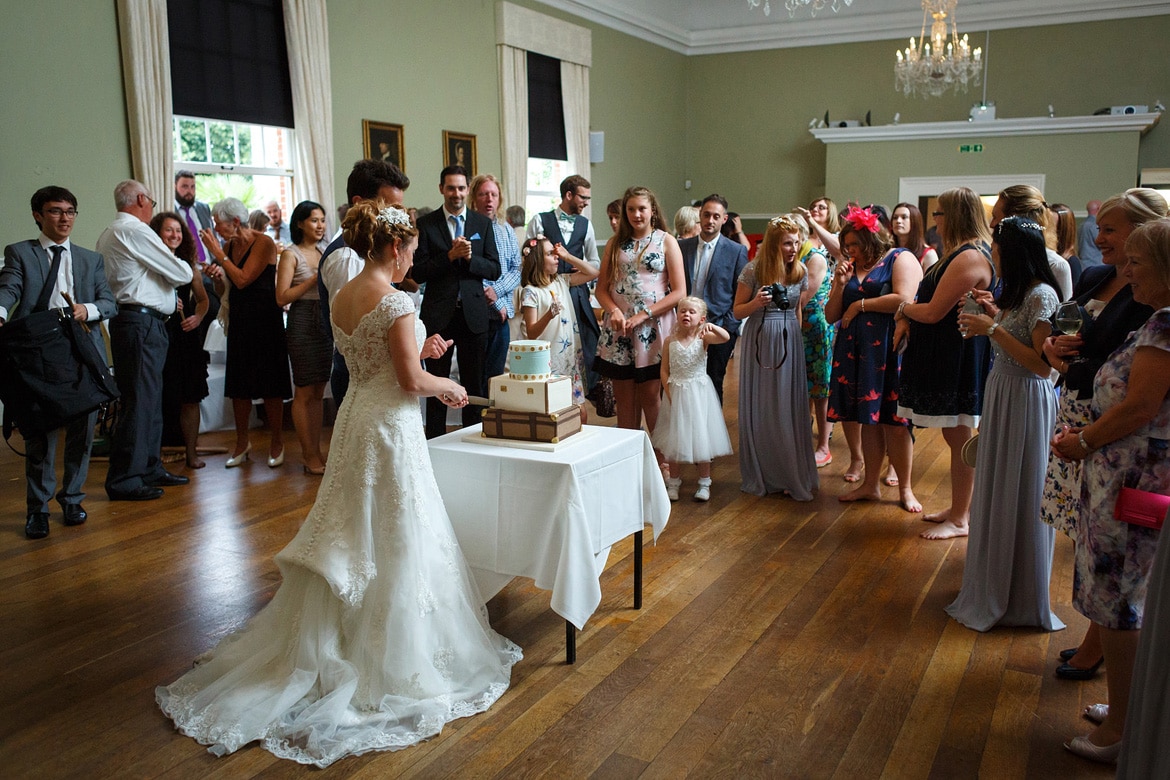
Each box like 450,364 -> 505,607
947,216 -> 1065,631
733,215 -> 817,500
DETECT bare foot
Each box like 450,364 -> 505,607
921,521 -> 969,540
883,467 -> 899,487
922,510 -> 949,524
839,484 -> 882,502
186,457 -> 206,469
843,459 -> 864,483
899,488 -> 922,513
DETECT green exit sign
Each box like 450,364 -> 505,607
959,144 -> 985,153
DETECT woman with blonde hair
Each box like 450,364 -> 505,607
992,184 -> 1072,300
827,206 -> 922,511
733,214 -> 818,499
896,186 -> 996,538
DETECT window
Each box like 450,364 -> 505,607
173,115 -> 295,217
525,158 -> 569,218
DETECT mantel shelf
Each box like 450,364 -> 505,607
810,113 -> 1161,144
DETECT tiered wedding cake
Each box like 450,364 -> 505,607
482,340 -> 582,443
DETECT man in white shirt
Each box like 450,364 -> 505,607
97,180 -> 194,500
526,175 -> 601,393
173,170 -> 213,265
0,186 -> 118,538
265,200 -> 292,248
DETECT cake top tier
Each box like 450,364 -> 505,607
508,339 -> 551,380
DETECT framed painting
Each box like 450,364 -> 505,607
363,120 -> 405,171
443,130 -> 477,175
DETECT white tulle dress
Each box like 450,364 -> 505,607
156,291 -> 522,767
651,336 -> 732,464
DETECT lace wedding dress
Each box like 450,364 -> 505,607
156,290 -> 522,767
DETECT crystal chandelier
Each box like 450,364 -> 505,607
894,0 -> 982,98
746,0 -> 854,17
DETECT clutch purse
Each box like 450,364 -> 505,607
1114,486 -> 1169,530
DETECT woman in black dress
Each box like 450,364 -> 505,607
201,198 -> 290,468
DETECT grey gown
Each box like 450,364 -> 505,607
946,284 -> 1065,631
737,265 -> 817,500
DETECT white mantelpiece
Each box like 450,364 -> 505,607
811,113 -> 1161,144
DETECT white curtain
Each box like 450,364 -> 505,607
115,0 -> 173,206
498,45 -> 529,213
283,0 -> 335,210
560,61 -> 591,195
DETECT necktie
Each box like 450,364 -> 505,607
48,245 -> 66,309
452,214 -> 465,238
694,242 -> 712,297
185,208 -> 208,263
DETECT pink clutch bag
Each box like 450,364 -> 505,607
1114,487 -> 1169,530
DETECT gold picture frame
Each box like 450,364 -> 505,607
442,130 -> 477,175
362,120 -> 405,171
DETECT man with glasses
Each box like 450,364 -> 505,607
97,180 -> 193,501
527,174 -> 601,394
0,186 -> 118,538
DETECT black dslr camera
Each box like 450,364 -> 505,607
765,283 -> 791,311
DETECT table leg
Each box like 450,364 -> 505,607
634,529 -> 643,609
565,620 -> 576,664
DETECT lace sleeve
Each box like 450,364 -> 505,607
1023,284 -> 1059,328
381,289 -> 416,321
738,262 -> 756,290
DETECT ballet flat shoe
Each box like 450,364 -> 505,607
1055,657 -> 1103,680
1059,647 -> 1079,662
225,444 -> 251,468
267,449 -> 285,468
1083,703 -> 1109,724
1064,735 -> 1121,764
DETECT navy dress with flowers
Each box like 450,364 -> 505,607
827,249 -> 906,426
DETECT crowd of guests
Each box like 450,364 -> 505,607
5,163 -> 1170,771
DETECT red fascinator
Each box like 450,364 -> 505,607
844,205 -> 881,234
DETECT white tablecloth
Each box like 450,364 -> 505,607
428,424 -> 670,629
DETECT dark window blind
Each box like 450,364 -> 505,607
527,51 -> 566,160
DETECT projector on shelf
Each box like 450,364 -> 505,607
969,102 -> 996,122
1110,105 -> 1149,115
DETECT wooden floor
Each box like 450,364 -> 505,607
1,360 -> 1114,779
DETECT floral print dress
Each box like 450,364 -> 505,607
595,229 -> 676,382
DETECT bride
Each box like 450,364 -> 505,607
156,202 -> 522,767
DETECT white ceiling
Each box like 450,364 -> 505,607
532,0 -> 1170,55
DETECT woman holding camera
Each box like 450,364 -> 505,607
826,206 -> 923,511
733,214 -> 817,500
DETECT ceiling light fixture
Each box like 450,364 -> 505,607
894,0 -> 982,98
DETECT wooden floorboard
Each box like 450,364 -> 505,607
0,357 -> 1117,778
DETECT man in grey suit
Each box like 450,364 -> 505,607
0,186 -> 118,539
678,194 -> 749,404
174,169 -> 213,265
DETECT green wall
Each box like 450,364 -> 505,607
0,2 -> 131,248
686,15 -> 1170,227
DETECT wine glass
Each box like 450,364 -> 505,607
1054,302 -> 1086,364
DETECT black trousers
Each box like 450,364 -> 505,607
106,311 -> 169,494
424,308 -> 487,439
706,332 -> 738,406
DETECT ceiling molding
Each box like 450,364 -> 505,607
810,113 -> 1163,144
532,0 -> 1170,56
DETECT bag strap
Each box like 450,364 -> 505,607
35,246 -> 65,313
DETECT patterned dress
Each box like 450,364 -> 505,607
517,275 -> 585,406
157,291 -> 521,766
945,284 -> 1064,631
827,249 -> 906,426
1073,308 -> 1170,630
800,245 -> 834,400
594,229 -> 676,383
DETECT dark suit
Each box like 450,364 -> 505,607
411,208 -> 499,438
679,234 -> 749,403
0,240 -> 117,512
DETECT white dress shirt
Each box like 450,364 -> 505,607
96,212 -> 192,315
320,245 -> 363,312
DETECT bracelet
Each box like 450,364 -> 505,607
861,298 -> 866,313
987,322 -> 999,337
1060,360 -> 1069,374
1078,430 -> 1094,454
896,301 -> 908,319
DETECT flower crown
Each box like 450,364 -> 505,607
376,206 -> 412,229
521,234 -> 546,257
844,205 -> 881,234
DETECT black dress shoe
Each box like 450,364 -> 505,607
63,504 -> 87,526
25,512 -> 50,539
1056,657 -> 1104,680
1059,647 -> 1079,662
148,471 -> 190,487
107,486 -> 164,501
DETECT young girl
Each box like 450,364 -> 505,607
652,297 -> 733,502
514,235 -> 599,411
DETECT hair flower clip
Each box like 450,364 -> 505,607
376,206 -> 412,228
844,205 -> 881,234
996,215 -> 1043,233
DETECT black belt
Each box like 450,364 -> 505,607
118,304 -> 168,321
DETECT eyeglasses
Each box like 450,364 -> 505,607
140,193 -> 157,209
43,208 -> 79,218
932,211 -> 945,217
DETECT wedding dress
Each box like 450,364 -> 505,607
156,290 -> 521,767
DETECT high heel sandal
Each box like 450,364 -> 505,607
225,444 -> 251,468
1055,656 -> 1104,680
1064,735 -> 1121,764
267,448 -> 285,468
